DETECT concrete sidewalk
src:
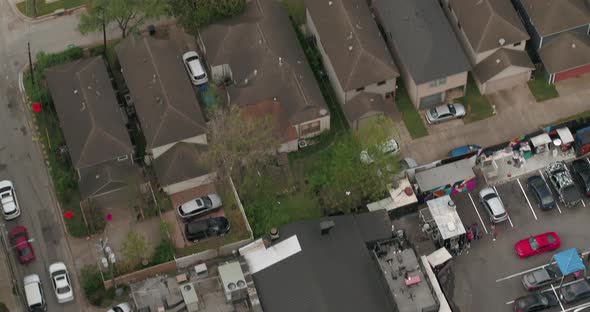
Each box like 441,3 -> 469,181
0,248 -> 20,312
402,78 -> 590,164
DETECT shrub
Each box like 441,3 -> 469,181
81,266 -> 106,306
151,239 -> 175,265
0,303 -> 8,312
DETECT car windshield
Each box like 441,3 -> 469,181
529,237 -> 539,250
429,108 -> 438,118
202,197 -> 212,208
113,308 -> 124,312
546,234 -> 556,243
535,294 -> 549,305
483,193 -> 497,201
186,56 -> 198,62
57,285 -> 70,294
448,104 -> 456,114
541,195 -> 554,205
18,247 -> 31,256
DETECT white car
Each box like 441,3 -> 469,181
108,302 -> 132,312
177,194 -> 222,219
182,51 -> 208,85
23,274 -> 47,311
49,262 -> 74,303
0,180 -> 21,220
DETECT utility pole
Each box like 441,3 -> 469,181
28,42 -> 35,87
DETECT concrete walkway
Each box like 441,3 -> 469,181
401,77 -> 590,164
0,247 -> 19,312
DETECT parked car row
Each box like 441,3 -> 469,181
23,262 -> 74,311
514,279 -> 590,311
176,194 -> 230,242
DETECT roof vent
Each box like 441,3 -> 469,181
278,57 -> 283,66
73,89 -> 78,94
499,38 -> 506,46
270,228 -> 280,241
320,220 -> 335,235
348,45 -> 353,51
572,43 -> 577,48
495,59 -> 501,64
319,108 -> 328,116
328,0 -> 333,5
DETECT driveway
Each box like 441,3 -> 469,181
401,79 -> 590,164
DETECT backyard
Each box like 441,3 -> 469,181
527,70 -> 560,102
456,75 -> 494,123
17,0 -> 87,17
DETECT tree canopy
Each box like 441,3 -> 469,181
167,0 -> 246,34
77,0 -> 168,38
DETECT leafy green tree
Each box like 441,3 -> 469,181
120,230 -> 147,269
77,0 -> 168,38
168,0 -> 246,34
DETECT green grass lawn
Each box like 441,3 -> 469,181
456,75 -> 494,123
17,0 -> 87,17
395,83 -> 428,139
528,70 -> 559,102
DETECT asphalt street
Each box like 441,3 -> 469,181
0,0 -> 118,310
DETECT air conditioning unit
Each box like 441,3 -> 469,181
179,282 -> 199,312
218,262 -> 248,303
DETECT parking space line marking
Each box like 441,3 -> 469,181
539,170 -> 562,214
467,193 -> 488,234
565,302 -> 590,312
517,178 -> 538,220
492,186 -> 514,227
551,284 -> 566,312
498,251 -> 590,283
582,199 -> 586,208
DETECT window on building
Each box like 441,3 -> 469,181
117,154 -> 129,161
437,78 -> 447,85
356,87 -> 365,92
377,81 -> 387,86
300,121 -> 321,136
513,41 -> 522,47
429,78 -> 447,88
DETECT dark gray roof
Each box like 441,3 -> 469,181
45,56 -> 133,169
342,92 -> 386,124
152,142 -> 210,187
473,48 -> 534,83
520,0 -> 590,37
372,0 -> 471,84
78,159 -> 139,199
253,210 -> 394,312
199,0 -> 329,126
305,0 -> 398,91
539,32 -> 590,74
116,35 -> 206,149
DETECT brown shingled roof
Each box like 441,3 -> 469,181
153,142 -> 210,187
539,32 -> 590,73
449,0 -> 529,53
45,56 -> 133,169
520,0 -> 590,36
473,48 -> 534,83
305,0 -> 398,91
116,35 -> 206,149
242,100 -> 298,144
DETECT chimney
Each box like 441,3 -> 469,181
270,228 -> 280,241
320,220 -> 335,235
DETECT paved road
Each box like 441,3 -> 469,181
0,0 -> 121,310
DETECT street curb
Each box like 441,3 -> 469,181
9,1 -> 89,25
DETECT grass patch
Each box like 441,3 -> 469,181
528,70 -> 559,102
395,83 -> 428,138
281,0 -> 306,26
17,0 -> 87,17
456,75 -> 494,123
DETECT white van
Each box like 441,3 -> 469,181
24,274 -> 47,311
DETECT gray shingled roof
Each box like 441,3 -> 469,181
449,0 -> 529,53
372,0 -> 471,84
153,142 -> 210,187
305,0 -> 398,91
78,159 -> 139,199
539,32 -> 590,74
342,92 -> 386,124
253,211 -> 394,312
199,0 -> 329,126
45,56 -> 133,169
473,48 -> 533,83
520,0 -> 590,37
116,35 -> 206,150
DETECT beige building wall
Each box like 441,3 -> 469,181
477,66 -> 532,94
416,71 -> 468,103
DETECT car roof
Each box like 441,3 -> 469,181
486,197 -> 505,215
434,104 -> 451,114
531,269 -> 551,282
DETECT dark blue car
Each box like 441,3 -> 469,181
449,145 -> 481,157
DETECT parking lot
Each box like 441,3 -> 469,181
450,158 -> 590,312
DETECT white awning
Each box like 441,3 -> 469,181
556,127 -> 574,144
530,133 -> 551,147
427,247 -> 453,267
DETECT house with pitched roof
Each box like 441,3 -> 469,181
371,0 -> 471,109
116,34 -> 214,195
198,0 -> 330,144
45,56 -> 139,200
440,0 -> 534,94
304,0 -> 399,129
512,0 -> 590,83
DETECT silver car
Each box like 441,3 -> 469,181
522,264 -> 561,290
177,194 -> 222,220
425,103 -> 465,124
479,187 -> 508,223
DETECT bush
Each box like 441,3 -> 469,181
0,302 -> 8,312
81,266 -> 106,306
151,239 -> 175,265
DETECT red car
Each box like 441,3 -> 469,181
9,226 -> 35,264
515,232 -> 560,259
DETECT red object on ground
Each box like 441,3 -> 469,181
31,102 -> 41,113
9,226 -> 35,264
514,232 -> 560,259
106,213 -> 112,221
63,211 -> 74,219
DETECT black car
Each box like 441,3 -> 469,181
527,175 -> 556,210
513,292 -> 558,312
572,159 -> 590,197
559,279 -> 590,304
184,217 -> 230,241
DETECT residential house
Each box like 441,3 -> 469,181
45,56 -> 138,202
512,0 -> 590,83
441,0 -> 534,94
372,0 -> 471,109
304,0 -> 399,129
198,0 -> 330,146
240,210 -> 442,312
116,34 -> 213,195
242,100 -> 299,153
